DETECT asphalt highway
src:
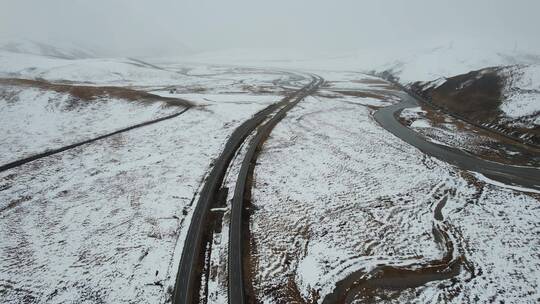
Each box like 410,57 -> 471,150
172,73 -> 323,304
374,92 -> 540,191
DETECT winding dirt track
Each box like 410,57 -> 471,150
172,73 -> 323,304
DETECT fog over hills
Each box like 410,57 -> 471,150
2,0 -> 540,57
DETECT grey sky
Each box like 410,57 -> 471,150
1,0 -> 539,56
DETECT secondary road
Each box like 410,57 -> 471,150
374,91 -> 540,191
172,73 -> 323,304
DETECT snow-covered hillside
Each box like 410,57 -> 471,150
0,38 -> 95,59
0,51 -> 195,86
500,65 -> 540,127
0,81 -> 188,164
408,64 -> 540,146
0,38 -> 200,86
374,44 -> 540,84
178,42 -> 540,84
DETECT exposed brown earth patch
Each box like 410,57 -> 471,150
411,67 -> 539,147
322,192 -> 468,304
0,78 -> 192,108
417,68 -> 504,121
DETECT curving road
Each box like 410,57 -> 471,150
172,73 -> 323,304
228,75 -> 323,304
374,91 -> 540,191
322,76 -> 540,303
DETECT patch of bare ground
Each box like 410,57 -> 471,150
414,68 -> 504,121
0,195 -> 32,213
0,89 -> 20,104
411,67 -> 539,146
323,187 -> 471,304
159,85 -> 208,94
279,277 -> 320,304
241,84 -> 280,95
0,78 -> 192,108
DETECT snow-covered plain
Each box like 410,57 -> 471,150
1,43 -> 539,304
249,72 -> 540,303
181,43 -> 540,133
0,51 -> 193,86
178,42 -> 540,84
0,84 -> 184,164
0,56 -> 303,303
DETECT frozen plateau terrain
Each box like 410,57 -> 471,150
0,40 -> 539,304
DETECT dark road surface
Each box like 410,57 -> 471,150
374,92 -> 540,191
228,75 -> 323,304
173,73 -> 323,304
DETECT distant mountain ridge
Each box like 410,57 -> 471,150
0,38 -> 95,59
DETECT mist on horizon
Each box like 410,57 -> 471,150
1,0 -> 540,57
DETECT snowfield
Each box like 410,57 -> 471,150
248,72 -> 540,303
181,43 -> 540,134
0,57 -> 302,303
0,102 -> 250,303
0,51 -> 191,86
500,64 -> 540,126
0,43 -> 539,304
0,84 -> 185,164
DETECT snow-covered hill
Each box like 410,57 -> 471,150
373,44 -> 540,84
0,38 -> 95,59
0,79 -> 188,164
499,65 -> 540,126
410,64 -> 540,146
178,42 -> 540,84
0,50 -> 195,86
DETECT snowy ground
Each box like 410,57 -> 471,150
181,43 -> 540,133
1,44 -> 539,304
499,65 -> 540,128
0,83 -> 185,164
0,61 -> 300,303
249,72 -> 540,303
173,41 -> 540,83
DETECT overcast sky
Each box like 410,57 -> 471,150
1,0 -> 539,56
